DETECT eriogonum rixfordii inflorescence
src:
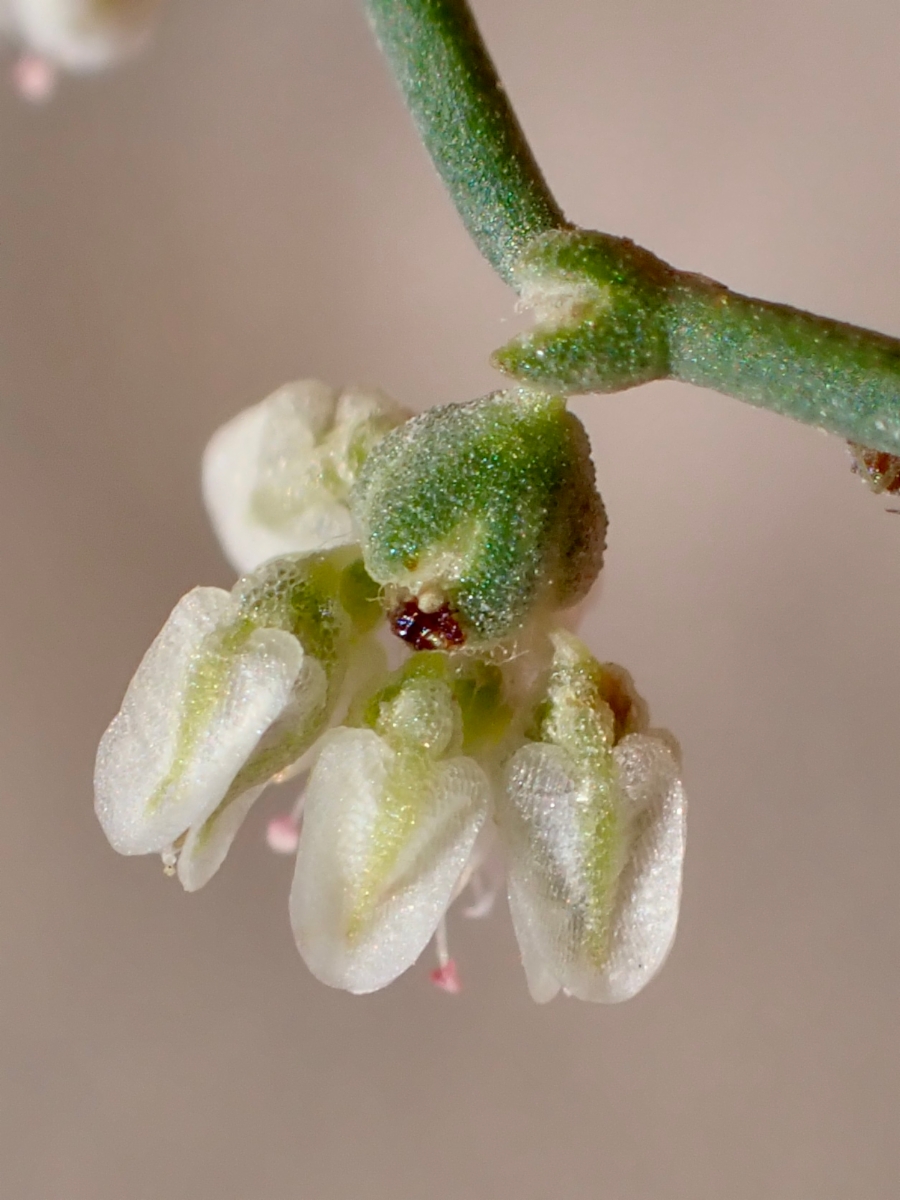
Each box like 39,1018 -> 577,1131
95,379 -> 687,1002
2,0 -> 162,99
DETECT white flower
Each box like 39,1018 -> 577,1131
95,550 -> 368,891
498,630 -> 686,1002
281,630 -> 686,1003
4,0 -> 161,72
97,381 -> 689,1004
290,665 -> 491,993
203,380 -> 409,574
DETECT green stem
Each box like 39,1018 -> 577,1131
668,274 -> 900,453
364,0 -> 567,281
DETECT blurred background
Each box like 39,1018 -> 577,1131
0,1 -> 898,1196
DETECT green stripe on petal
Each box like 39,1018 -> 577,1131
94,590 -> 304,857
176,654 -> 330,892
291,675 -> 491,993
95,549 -> 372,878
500,630 -> 685,1002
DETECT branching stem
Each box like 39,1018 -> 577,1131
365,0 -> 900,455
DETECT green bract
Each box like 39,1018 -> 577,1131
494,229 -> 674,395
494,226 -> 900,455
350,389 -> 606,647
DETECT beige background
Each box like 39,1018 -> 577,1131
0,1 -> 898,1197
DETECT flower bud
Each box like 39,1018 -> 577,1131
203,380 -> 409,573
94,549 -> 372,890
290,657 -> 491,993
351,390 -> 606,649
498,630 -> 686,1003
6,0 -> 162,72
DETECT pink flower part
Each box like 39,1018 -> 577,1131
266,813 -> 300,855
429,917 -> 461,992
12,54 -> 57,102
430,959 -> 461,994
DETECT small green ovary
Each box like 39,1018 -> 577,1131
452,662 -> 513,755
346,662 -> 497,939
357,652 -> 451,734
358,654 -> 512,757
339,559 -> 383,634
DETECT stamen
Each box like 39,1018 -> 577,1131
429,917 -> 461,993
161,844 -> 178,877
265,790 -> 307,854
462,869 -> 499,919
12,54 -> 57,103
416,585 -> 445,614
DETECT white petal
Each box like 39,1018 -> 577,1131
501,742 -> 580,1003
8,0 -> 160,70
328,387 -> 410,491
94,588 -> 304,856
175,656 -> 329,892
502,736 -> 686,1003
176,785 -> 265,893
291,728 -> 489,993
603,734 -> 686,1002
202,385 -> 357,574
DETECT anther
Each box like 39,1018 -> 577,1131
12,54 -> 57,103
429,916 -> 462,993
265,791 -> 306,855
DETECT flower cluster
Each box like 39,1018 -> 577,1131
95,379 -> 687,1001
2,0 -> 161,99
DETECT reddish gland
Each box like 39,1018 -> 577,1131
389,599 -> 466,651
849,443 -> 900,494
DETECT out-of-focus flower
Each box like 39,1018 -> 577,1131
96,380 -> 687,1003
10,49 -> 54,99
203,380 -> 409,574
3,0 -> 163,96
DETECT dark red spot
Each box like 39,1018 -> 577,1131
849,443 -> 900,494
389,599 -> 466,651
